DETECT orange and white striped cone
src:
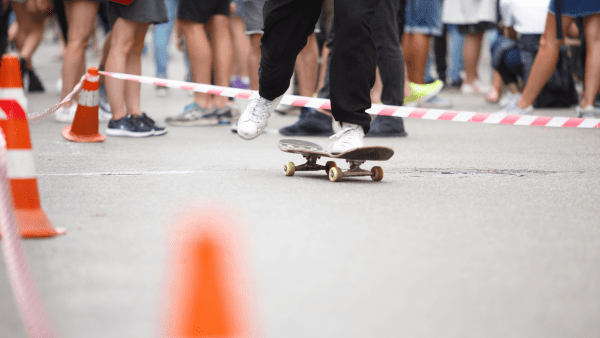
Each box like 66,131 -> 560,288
0,99 -> 66,238
0,54 -> 27,134
61,67 -> 106,142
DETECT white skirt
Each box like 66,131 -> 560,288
442,0 -> 497,25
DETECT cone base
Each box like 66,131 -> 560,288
0,208 -> 66,238
62,125 -> 106,143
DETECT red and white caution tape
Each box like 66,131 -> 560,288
99,71 -> 600,129
0,131 -> 55,338
27,74 -> 87,122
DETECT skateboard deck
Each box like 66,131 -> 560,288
278,139 -> 394,182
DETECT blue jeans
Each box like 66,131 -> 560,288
429,24 -> 464,84
153,0 -> 179,78
447,24 -> 464,83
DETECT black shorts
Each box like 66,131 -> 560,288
108,0 -> 167,26
457,22 -> 495,35
178,0 -> 230,24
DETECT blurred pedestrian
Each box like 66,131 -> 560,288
164,0 -> 234,126
11,0 -> 50,93
508,0 -> 600,117
152,0 -> 179,97
403,0 -> 451,108
229,0 -> 250,89
55,0 -> 112,123
442,0 -> 497,94
104,0 -> 168,137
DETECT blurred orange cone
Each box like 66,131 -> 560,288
61,67 -> 106,142
0,54 -> 27,133
162,208 -> 252,337
0,99 -> 66,238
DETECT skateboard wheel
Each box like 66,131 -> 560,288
325,161 -> 337,174
328,167 -> 343,182
371,166 -> 384,181
284,162 -> 295,176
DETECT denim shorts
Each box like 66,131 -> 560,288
404,0 -> 443,37
548,0 -> 600,18
242,0 -> 265,34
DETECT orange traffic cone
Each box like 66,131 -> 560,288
161,208 -> 252,337
0,99 -> 66,238
0,54 -> 27,133
61,67 -> 105,142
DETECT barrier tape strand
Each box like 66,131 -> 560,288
0,131 -> 54,337
27,74 -> 87,122
98,71 -> 600,129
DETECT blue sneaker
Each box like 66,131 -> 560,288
165,103 -> 220,126
279,107 -> 334,136
497,101 -> 534,115
576,105 -> 599,118
419,95 -> 453,109
105,115 -> 153,137
133,113 -> 168,136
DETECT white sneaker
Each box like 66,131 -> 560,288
99,105 -> 112,122
55,104 -> 77,123
237,92 -> 284,140
461,80 -> 488,95
499,92 -> 520,107
328,123 -> 365,154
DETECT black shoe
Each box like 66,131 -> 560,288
105,115 -> 153,137
365,116 -> 408,138
279,107 -> 334,136
133,113 -> 168,136
27,69 -> 45,93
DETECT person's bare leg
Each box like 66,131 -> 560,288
463,32 -> 483,85
61,0 -> 99,106
247,33 -> 261,91
181,19 -> 213,109
404,64 -> 411,98
316,44 -> 329,92
580,14 -> 600,108
11,4 -> 46,69
105,18 -> 138,121
295,32 -> 319,97
371,67 -> 382,103
124,23 -> 149,117
411,33 -> 430,84
486,70 -> 503,102
402,34 -> 416,82
207,15 -> 232,108
517,13 -> 574,109
99,31 -> 111,86
229,15 -> 250,79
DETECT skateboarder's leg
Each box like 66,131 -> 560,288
237,0 -> 323,140
327,0 -> 381,153
328,0 -> 381,136
258,0 -> 323,100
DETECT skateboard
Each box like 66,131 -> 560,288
278,139 -> 394,182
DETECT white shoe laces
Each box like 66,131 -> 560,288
245,97 -> 273,123
329,124 -> 363,149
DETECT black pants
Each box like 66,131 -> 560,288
318,0 -> 405,107
372,0 -> 404,106
259,0 -> 381,133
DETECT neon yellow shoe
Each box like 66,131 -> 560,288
404,80 -> 444,106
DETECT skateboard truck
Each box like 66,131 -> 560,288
279,139 -> 392,182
